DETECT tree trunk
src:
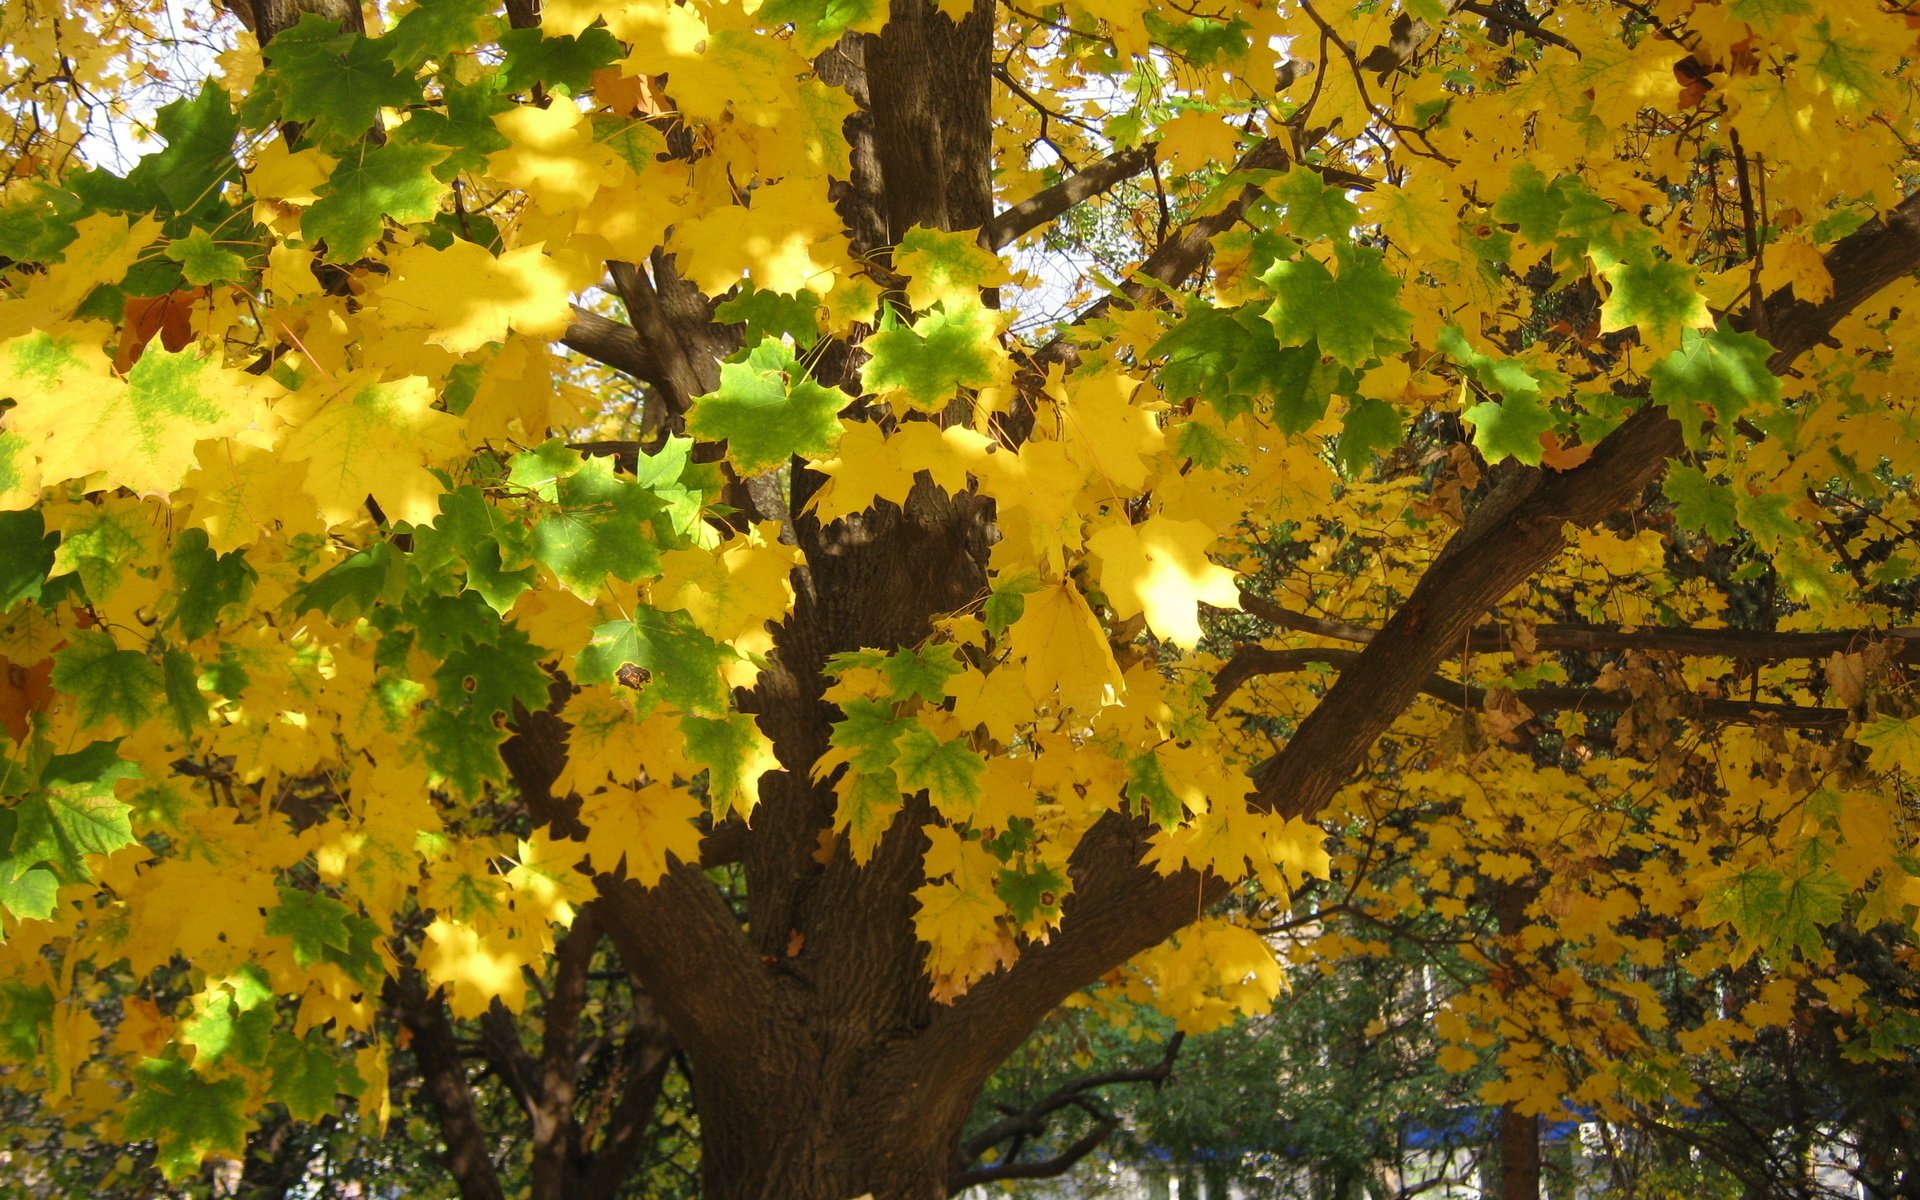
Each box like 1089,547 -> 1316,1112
1496,1106 -> 1541,1200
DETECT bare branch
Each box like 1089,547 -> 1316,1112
1234,592 -> 1920,664
1209,645 -> 1851,729
948,1033 -> 1184,1191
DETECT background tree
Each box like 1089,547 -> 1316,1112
1,0 -> 1919,1197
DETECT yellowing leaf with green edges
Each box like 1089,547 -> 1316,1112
893,725 -> 984,821
1858,714 -> 1920,775
1086,516 -> 1240,648
282,373 -> 466,526
896,226 -> 1010,311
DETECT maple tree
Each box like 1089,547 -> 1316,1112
2,0 -> 1920,1194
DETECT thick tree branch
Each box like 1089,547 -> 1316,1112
1233,592 -> 1920,664
576,996 -> 677,1200
391,975 -> 506,1200
1208,645 -> 1851,729
561,306 -> 658,384
984,145 -> 1154,250
530,908 -> 601,1200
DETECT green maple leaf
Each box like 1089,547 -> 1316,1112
161,646 -> 207,738
51,631 -> 161,732
116,83 -> 239,218
0,808 -> 59,926
271,15 -> 420,144
265,886 -> 353,968
1268,165 -> 1359,242
303,142 -> 449,262
1336,397 -> 1402,476
575,608 -> 732,715
1127,751 -> 1185,827
758,0 -> 884,51
997,861 -> 1067,925
123,1057 -> 252,1181
435,625 -> 551,718
8,740 -> 139,882
1228,331 -> 1335,433
383,0 -> 499,69
392,79 -> 513,180
498,25 -> 623,92
0,866 -> 58,926
419,705 -> 507,797
691,341 -> 851,474
164,229 -> 249,285
1463,393 -> 1556,465
716,287 -> 825,349
0,182 -> 84,262
1262,245 -> 1411,367
0,980 -> 53,1058
893,726 -> 983,820
1736,491 -> 1798,553
182,967 -> 275,1067
1598,258 -> 1710,346
881,645 -> 962,705
828,697 -> 910,775
1649,326 -> 1780,446
430,487 -> 536,614
0,511 -> 56,611
291,544 -> 404,621
1438,325 -> 1566,401
1728,0 -> 1810,27
1492,163 -> 1573,244
169,529 -> 255,640
1662,464 -> 1738,540
532,456 -> 667,594
681,712 -> 768,818
983,571 -> 1040,636
1152,304 -> 1250,414
859,304 -> 1002,411
268,1031 -> 357,1122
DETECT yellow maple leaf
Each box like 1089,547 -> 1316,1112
668,177 -> 853,297
1009,577 -> 1124,711
421,917 -> 531,1017
29,213 -> 161,318
578,779 -> 706,886
1086,515 -> 1240,647
378,240 -> 580,355
1156,108 -> 1243,177
282,372 -> 466,526
489,102 -> 624,211
5,337 -> 270,496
